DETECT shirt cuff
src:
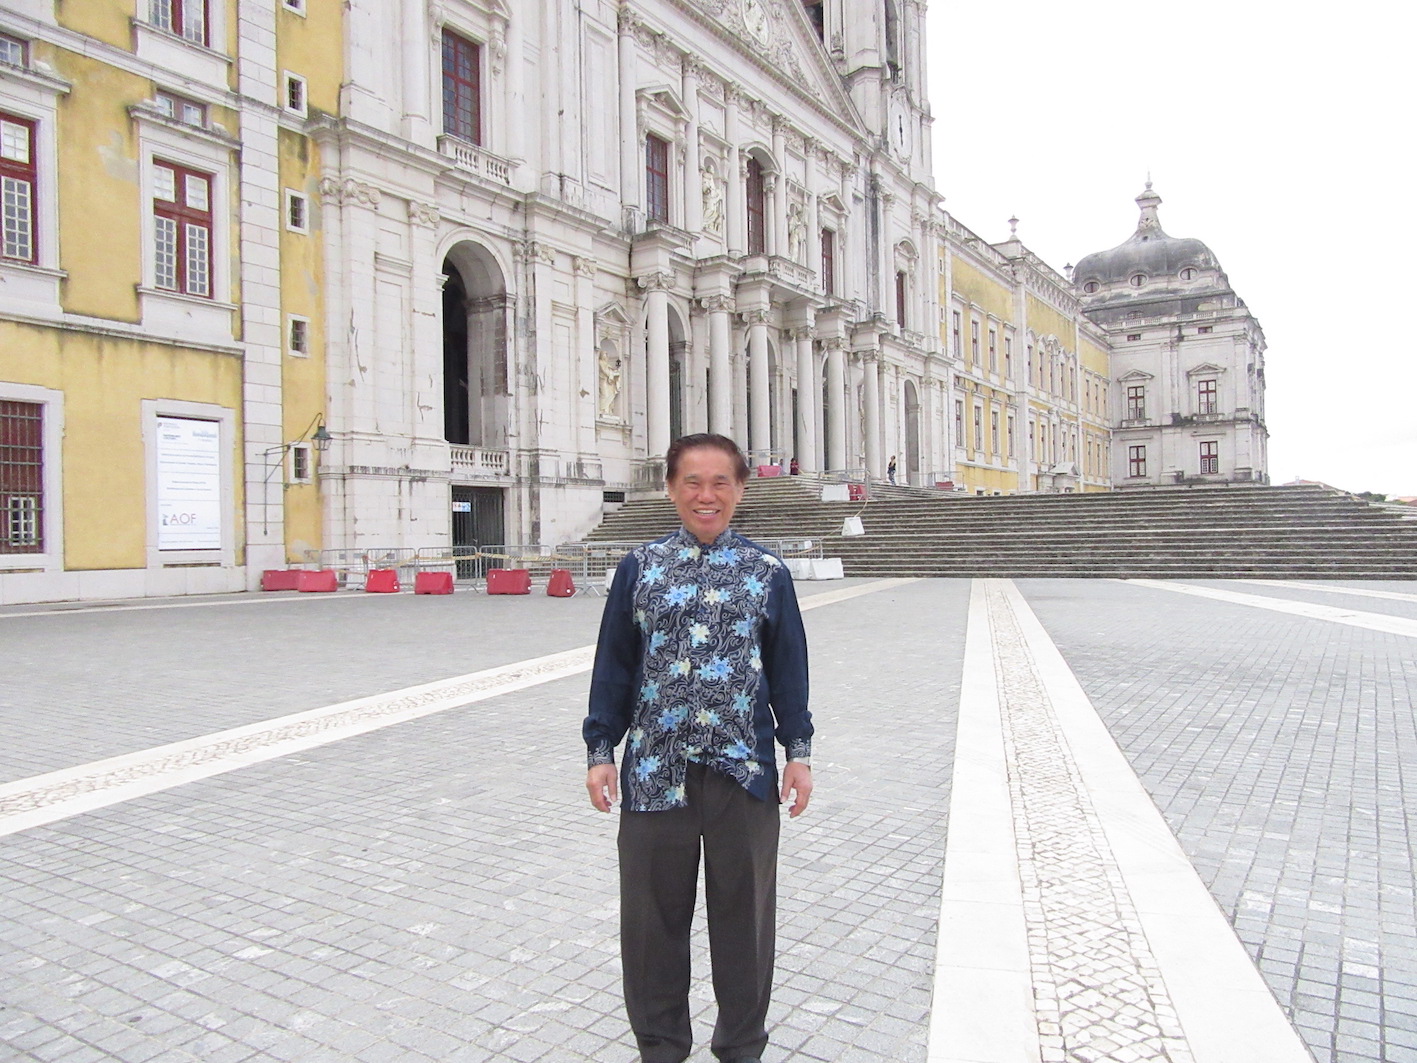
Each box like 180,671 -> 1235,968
587,741 -> 616,769
786,737 -> 811,761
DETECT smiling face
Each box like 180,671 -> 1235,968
667,445 -> 746,544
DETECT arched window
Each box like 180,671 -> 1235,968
745,157 -> 765,254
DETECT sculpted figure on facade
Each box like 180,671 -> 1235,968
787,199 -> 807,262
598,348 -> 623,418
702,161 -> 725,234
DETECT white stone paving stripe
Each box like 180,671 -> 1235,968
931,579 -> 1312,1063
0,578 -> 911,838
1231,578 -> 1417,604
1127,579 -> 1417,638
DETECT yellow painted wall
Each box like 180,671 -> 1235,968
950,256 -> 1013,321
56,2 -> 131,48
278,127 -> 327,560
1025,293 -> 1075,347
50,50 -> 145,321
278,0 -> 344,114
0,323 -> 244,570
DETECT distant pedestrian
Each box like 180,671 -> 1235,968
887,455 -> 897,485
789,457 -> 800,475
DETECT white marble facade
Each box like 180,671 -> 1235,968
311,0 -> 945,550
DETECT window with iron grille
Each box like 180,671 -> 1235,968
1,113 -> 37,264
745,157 -> 766,254
1197,378 -> 1217,415
820,228 -> 835,294
1199,441 -> 1219,474
153,160 -> 213,298
1,400 -> 42,553
645,134 -> 670,224
150,0 -> 208,45
1128,444 -> 1146,478
442,30 -> 482,145
1126,384 -> 1145,421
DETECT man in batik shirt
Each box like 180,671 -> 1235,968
584,433 -> 814,1063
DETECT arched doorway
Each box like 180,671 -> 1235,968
441,243 -> 508,448
904,379 -> 921,484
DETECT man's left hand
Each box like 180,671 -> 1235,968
781,761 -> 813,818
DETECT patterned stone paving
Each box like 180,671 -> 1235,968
988,582 -> 1193,1063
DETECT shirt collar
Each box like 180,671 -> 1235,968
674,526 -> 736,552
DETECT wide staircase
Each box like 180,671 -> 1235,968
583,477 -> 1417,579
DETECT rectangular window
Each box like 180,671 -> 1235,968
1126,384 -> 1145,421
1004,336 -> 1012,378
0,400 -> 43,553
954,399 -> 964,445
285,190 -> 308,232
153,160 -> 213,298
952,311 -> 961,357
988,329 -> 997,372
1197,378 -> 1218,415
645,133 -> 670,224
745,157 -> 765,254
1128,445 -> 1147,478
1007,415 -> 1015,458
1,113 -> 36,264
155,91 -> 206,128
441,30 -> 482,145
895,271 -> 907,328
284,73 -> 307,116
970,321 -> 979,365
288,316 -> 309,356
820,228 -> 835,294
990,411 -> 999,454
1127,332 -> 1142,342
150,0 -> 208,45
282,0 -> 306,13
973,406 -> 982,451
1197,325 -> 1213,334
291,444 -> 311,483
0,34 -> 27,68
1199,441 -> 1219,475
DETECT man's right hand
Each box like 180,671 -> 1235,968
586,764 -> 618,812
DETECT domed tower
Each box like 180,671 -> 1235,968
1075,184 -> 1268,488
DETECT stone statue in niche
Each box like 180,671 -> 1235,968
701,162 -> 724,235
598,349 -> 623,417
787,200 -> 807,262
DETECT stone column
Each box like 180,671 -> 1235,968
795,326 -> 818,472
725,93 -> 743,256
862,352 -> 881,477
771,118 -> 787,256
401,0 -> 430,143
763,171 -> 779,257
705,296 -> 733,436
747,309 -> 771,458
618,9 -> 639,212
825,338 -> 846,471
504,16 -> 524,166
682,58 -> 701,234
641,272 -> 672,458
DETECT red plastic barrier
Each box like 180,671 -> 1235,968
756,464 -> 782,478
364,569 -> 400,593
297,569 -> 338,592
261,569 -> 301,591
848,483 -> 866,501
547,568 -> 575,597
414,571 -> 454,595
486,568 -> 532,595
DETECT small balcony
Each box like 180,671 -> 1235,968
450,445 -> 510,479
437,135 -> 512,184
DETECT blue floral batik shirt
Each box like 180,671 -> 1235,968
583,527 -> 812,811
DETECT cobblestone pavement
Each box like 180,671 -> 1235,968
1019,578 -> 1417,1063
0,580 -> 965,1062
2,576 -> 1411,1062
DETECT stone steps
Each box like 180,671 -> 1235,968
585,481 -> 1417,579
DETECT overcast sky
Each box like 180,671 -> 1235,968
924,0 -> 1417,497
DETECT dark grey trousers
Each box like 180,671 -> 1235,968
618,762 -> 780,1063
